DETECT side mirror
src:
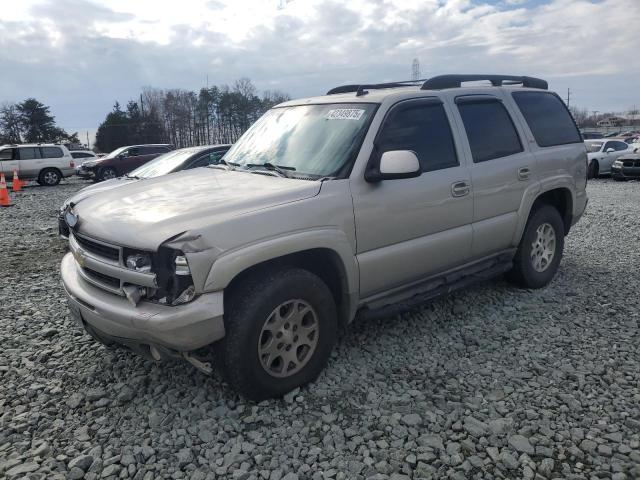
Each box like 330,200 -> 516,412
606,148 -> 615,153
366,150 -> 421,182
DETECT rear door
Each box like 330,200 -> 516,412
17,146 -> 43,178
452,94 -> 536,258
0,148 -> 18,179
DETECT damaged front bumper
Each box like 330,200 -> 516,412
61,252 -> 226,355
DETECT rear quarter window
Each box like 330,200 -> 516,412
41,147 -> 64,158
512,92 -> 582,147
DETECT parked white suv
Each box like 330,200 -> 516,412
0,143 -> 75,185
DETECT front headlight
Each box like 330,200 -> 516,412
126,253 -> 152,273
174,255 -> 191,275
613,160 -> 623,167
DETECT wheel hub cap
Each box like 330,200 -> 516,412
530,222 -> 556,273
257,299 -> 319,378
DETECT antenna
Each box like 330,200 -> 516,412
411,58 -> 420,81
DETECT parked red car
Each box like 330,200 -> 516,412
76,144 -> 174,181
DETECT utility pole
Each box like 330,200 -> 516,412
86,131 -> 90,150
411,58 -> 420,81
566,88 -> 571,108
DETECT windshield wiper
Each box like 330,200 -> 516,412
125,174 -> 141,180
245,162 -> 296,177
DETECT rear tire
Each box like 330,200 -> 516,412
215,267 -> 338,401
587,160 -> 599,179
507,204 -> 564,289
38,168 -> 61,186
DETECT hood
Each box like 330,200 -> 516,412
72,168 -> 321,250
64,177 -> 137,207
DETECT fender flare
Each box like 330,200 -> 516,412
203,227 -> 359,299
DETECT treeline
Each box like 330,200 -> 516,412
0,99 -> 78,144
95,78 -> 289,153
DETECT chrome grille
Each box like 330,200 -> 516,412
74,233 -> 120,262
69,232 -> 157,296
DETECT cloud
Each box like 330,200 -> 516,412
0,0 -> 638,132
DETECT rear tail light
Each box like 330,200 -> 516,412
70,160 -> 75,168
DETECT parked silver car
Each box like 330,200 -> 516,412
60,74 -> 588,399
585,139 -> 637,178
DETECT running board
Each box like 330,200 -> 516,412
357,254 -> 513,321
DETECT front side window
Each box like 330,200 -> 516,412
40,147 -> 63,158
127,147 -> 139,156
613,141 -> 628,151
375,100 -> 458,172
512,92 -> 582,147
223,103 -> 377,178
457,99 -> 523,162
19,147 -> 42,160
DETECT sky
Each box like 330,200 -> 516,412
1,0 -> 639,139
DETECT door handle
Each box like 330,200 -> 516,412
451,181 -> 470,197
518,167 -> 531,181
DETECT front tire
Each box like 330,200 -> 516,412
507,204 -> 565,289
587,160 -> 599,179
215,267 -> 338,401
98,167 -> 117,181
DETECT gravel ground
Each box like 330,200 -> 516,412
1,177 -> 639,480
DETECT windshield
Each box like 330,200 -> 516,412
130,149 -> 200,178
105,146 -> 128,159
585,141 -> 603,153
223,103 -> 377,178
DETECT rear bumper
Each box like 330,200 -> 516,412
60,253 -> 226,353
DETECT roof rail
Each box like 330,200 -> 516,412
421,74 -> 547,90
327,79 -> 427,96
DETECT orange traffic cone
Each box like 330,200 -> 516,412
0,173 -> 13,207
12,169 -> 23,192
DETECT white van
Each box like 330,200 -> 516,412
0,143 -> 76,185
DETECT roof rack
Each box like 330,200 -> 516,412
326,79 -> 428,96
421,74 -> 547,90
326,74 -> 548,97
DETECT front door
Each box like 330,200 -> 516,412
351,98 -> 473,297
452,94 -> 536,258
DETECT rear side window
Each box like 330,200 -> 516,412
457,99 -> 523,162
41,147 -> 64,158
144,146 -> 169,154
0,148 -> 16,160
18,147 -> 42,160
512,92 -> 581,147
71,152 -> 94,159
377,101 -> 458,172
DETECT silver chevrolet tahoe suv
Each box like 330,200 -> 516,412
60,74 -> 588,400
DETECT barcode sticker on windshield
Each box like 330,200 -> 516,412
325,109 -> 365,120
